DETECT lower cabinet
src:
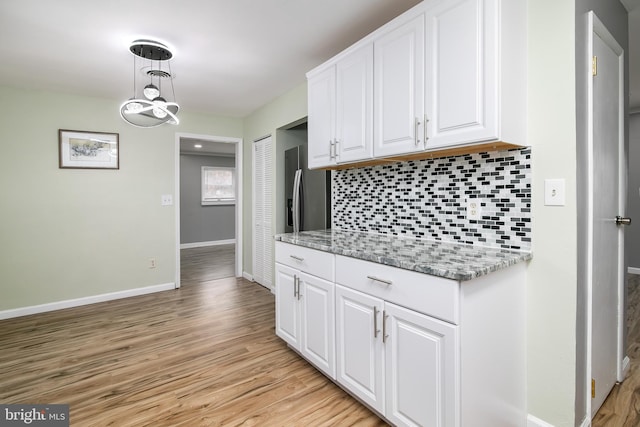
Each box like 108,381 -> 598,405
275,263 -> 335,379
275,241 -> 526,427
336,284 -> 458,427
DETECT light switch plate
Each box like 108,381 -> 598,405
161,194 -> 173,206
544,179 -> 565,206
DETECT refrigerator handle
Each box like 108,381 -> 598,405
292,169 -> 301,232
298,170 -> 304,231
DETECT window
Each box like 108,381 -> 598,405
201,166 -> 235,205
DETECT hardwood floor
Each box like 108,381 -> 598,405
180,244 -> 236,284
593,274 -> 640,427
0,270 -> 386,425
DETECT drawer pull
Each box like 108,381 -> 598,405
367,275 -> 393,286
290,255 -> 305,262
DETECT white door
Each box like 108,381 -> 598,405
336,43 -> 374,163
308,67 -> 336,169
299,272 -> 336,379
588,12 -> 626,417
253,136 -> 273,288
384,302 -> 458,427
424,0 -> 498,148
335,284 -> 385,413
374,14 -> 425,157
274,263 -> 300,349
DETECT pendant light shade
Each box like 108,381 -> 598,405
143,84 -> 160,100
120,39 -> 180,127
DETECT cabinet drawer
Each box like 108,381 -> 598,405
275,242 -> 335,282
335,255 -> 459,324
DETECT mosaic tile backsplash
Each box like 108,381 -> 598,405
331,148 -> 532,250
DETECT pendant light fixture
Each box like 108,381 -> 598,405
120,39 -> 180,127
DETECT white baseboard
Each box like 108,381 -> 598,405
0,283 -> 176,321
180,239 -> 235,249
628,267 -> 640,275
578,416 -> 591,427
528,414 -> 555,427
242,272 -> 254,282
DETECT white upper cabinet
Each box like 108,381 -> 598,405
307,43 -> 374,169
373,13 -> 425,158
307,67 -> 336,169
306,0 -> 525,168
336,44 -> 374,163
424,0 -> 525,149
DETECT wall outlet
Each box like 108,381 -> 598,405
467,199 -> 482,220
149,258 -> 156,269
161,194 -> 173,206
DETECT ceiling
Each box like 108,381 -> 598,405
0,0 -> 421,119
180,138 -> 236,156
1,0 -> 638,129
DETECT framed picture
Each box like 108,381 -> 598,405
58,129 -> 119,169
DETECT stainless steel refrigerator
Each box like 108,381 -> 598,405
284,145 -> 331,233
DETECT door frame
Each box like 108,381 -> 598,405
174,132 -> 244,288
585,10 -> 627,418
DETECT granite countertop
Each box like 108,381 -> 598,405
275,229 -> 532,281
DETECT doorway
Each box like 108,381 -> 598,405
174,133 -> 243,288
586,11 -> 627,418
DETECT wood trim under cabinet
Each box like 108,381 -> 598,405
320,141 -> 526,170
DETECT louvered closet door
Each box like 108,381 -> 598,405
253,136 -> 273,289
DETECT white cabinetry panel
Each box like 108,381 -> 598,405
275,263 -> 299,348
373,14 -> 425,157
336,44 -> 374,163
335,284 -> 385,413
308,67 -> 336,169
275,243 -> 336,379
300,272 -> 335,378
385,302 -> 458,427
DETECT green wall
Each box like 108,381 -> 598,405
241,83 -> 308,280
0,85 -> 242,311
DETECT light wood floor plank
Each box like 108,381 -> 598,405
593,274 -> 640,426
0,256 -> 386,426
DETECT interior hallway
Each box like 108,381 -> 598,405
180,243 -> 235,284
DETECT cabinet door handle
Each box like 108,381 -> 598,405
293,275 -> 298,298
414,117 -> 421,146
382,310 -> 389,343
367,275 -> 393,286
424,114 -> 429,143
334,139 -> 339,159
373,306 -> 380,338
296,276 -> 302,300
290,255 -> 304,262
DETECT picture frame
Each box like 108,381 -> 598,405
58,129 -> 119,169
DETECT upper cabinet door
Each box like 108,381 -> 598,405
374,14 -> 426,158
336,43 -> 374,163
308,67 -> 336,169
425,0 -> 521,148
425,0 -> 495,147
